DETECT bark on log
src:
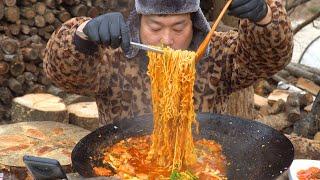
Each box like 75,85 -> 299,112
11,93 -> 68,123
285,63 -> 320,85
8,77 -> 23,94
226,86 -> 254,119
254,80 -> 272,96
67,102 -> 99,131
286,93 -> 301,123
290,63 -> 320,76
286,134 -> 320,160
269,99 -> 285,115
0,121 -> 90,179
4,6 -> 19,23
10,60 -> 25,77
4,0 -> 16,6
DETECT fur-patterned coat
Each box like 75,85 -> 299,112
44,0 -> 293,126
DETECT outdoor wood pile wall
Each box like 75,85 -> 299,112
254,62 -> 320,141
0,0 -> 138,122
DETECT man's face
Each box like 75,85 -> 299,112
140,13 -> 193,50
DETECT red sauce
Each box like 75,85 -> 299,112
93,136 -> 227,179
297,167 -> 320,180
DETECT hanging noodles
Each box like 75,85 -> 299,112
146,47 -> 198,171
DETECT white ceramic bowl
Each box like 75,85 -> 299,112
289,159 -> 320,180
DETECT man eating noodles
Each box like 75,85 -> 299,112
44,0 -> 293,126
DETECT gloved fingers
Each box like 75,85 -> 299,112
109,15 -> 121,49
99,19 -> 110,46
229,0 -> 259,16
229,0 -> 251,10
120,17 -> 130,53
237,4 -> 262,20
83,21 -> 100,43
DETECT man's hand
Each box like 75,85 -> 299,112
82,12 -> 130,53
228,0 -> 269,23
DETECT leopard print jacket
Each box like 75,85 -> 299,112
44,0 -> 293,126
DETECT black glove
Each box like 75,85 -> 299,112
83,12 -> 130,53
228,0 -> 268,22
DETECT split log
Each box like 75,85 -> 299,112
298,93 -> 314,108
25,63 -> 37,73
34,15 -> 46,28
4,6 -> 19,23
71,4 -> 87,17
285,93 -> 301,123
268,89 -> 290,104
21,7 -> 36,19
11,93 -> 68,123
8,23 -> 20,36
35,2 -> 46,15
285,63 -> 320,85
44,11 -> 55,24
8,77 -> 23,94
21,24 -> 30,34
21,47 -> 38,61
58,10 -> 71,22
1,38 -> 19,55
254,94 -> 268,108
296,77 -> 320,96
4,0 -> 16,6
87,6 -> 100,18
255,113 -> 292,131
67,102 -> 99,131
63,94 -> 95,105
0,61 -> 9,75
0,121 -> 90,179
24,71 -> 37,82
286,134 -> 320,160
16,74 -> 25,84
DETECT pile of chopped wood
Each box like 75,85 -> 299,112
0,0 -> 136,122
254,62 -> 320,141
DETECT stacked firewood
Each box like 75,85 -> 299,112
0,0 -> 136,122
254,62 -> 320,141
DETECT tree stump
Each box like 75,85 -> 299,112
67,102 -> 99,131
11,93 -> 68,123
0,121 -> 90,179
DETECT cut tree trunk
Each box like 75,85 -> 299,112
10,60 -> 25,77
67,102 -> 99,131
0,61 -> 9,75
11,93 -> 68,123
226,86 -> 254,119
4,0 -> 16,7
1,37 -> 19,55
0,121 -> 90,179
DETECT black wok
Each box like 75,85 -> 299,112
71,113 -> 294,180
